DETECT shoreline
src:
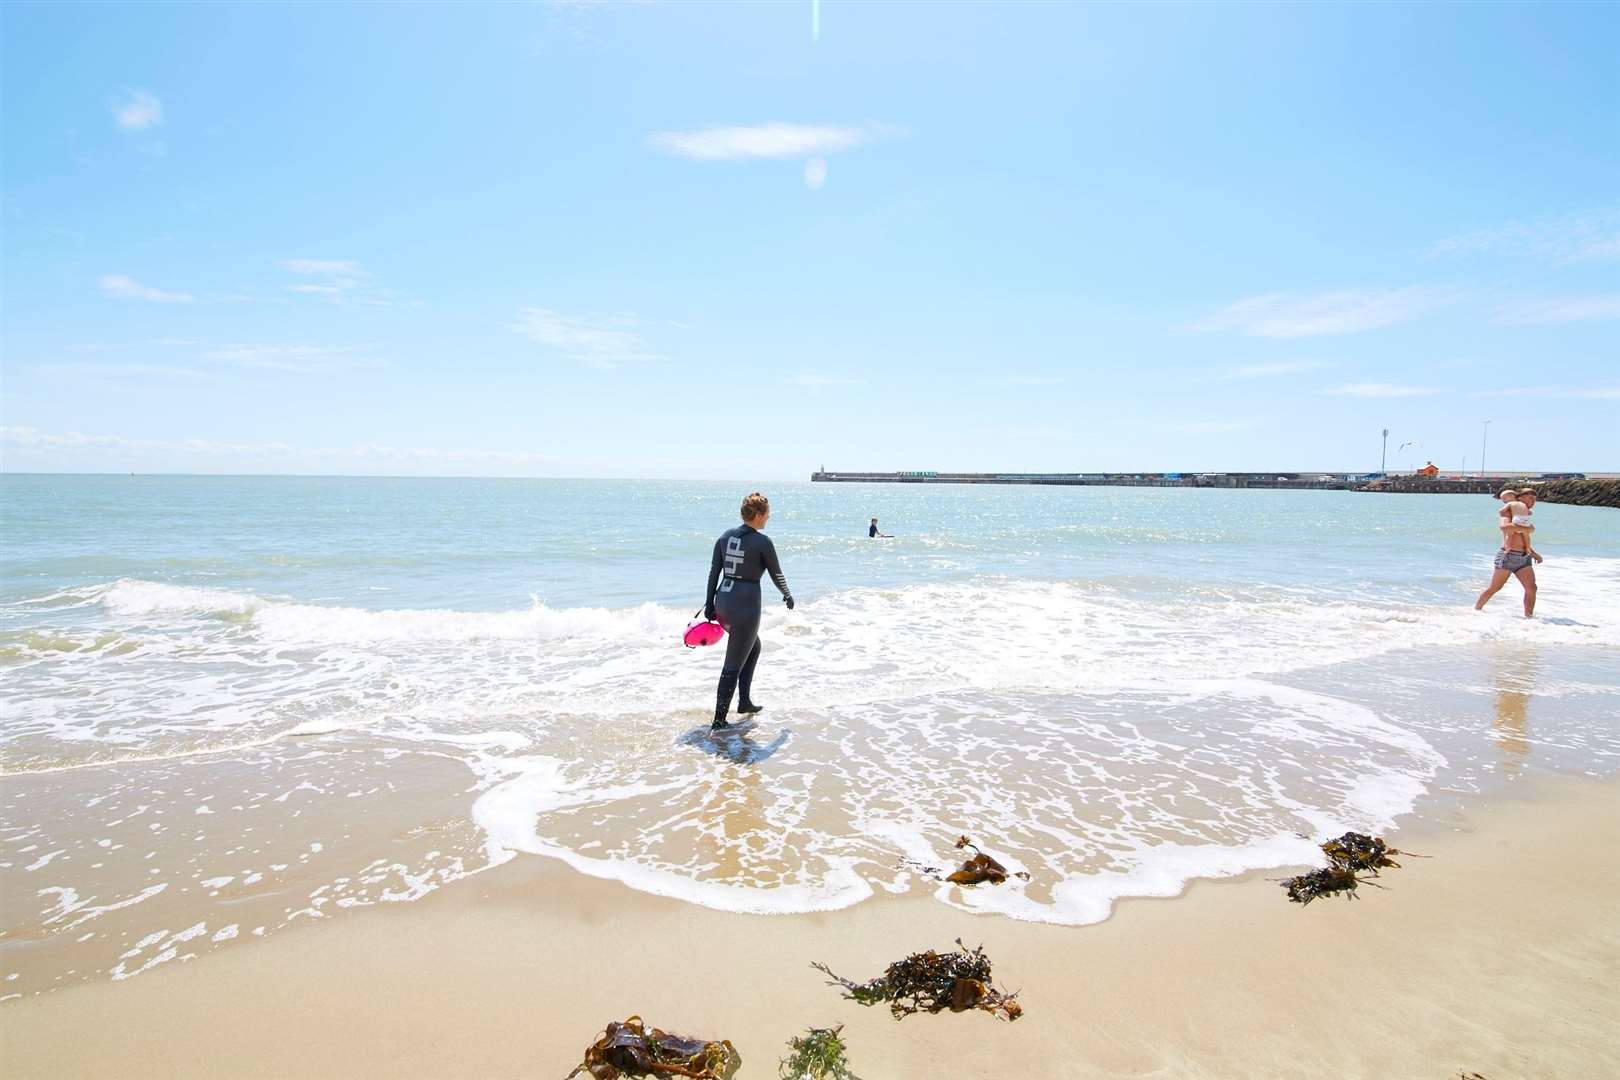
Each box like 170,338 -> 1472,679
4,771 -> 1617,1078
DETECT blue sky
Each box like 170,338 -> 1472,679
2,1 -> 1615,478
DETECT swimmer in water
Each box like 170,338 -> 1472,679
704,492 -> 794,729
868,517 -> 892,538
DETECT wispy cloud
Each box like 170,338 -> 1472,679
202,343 -> 382,374
0,426 -> 551,474
1191,288 -> 1448,338
29,362 -> 210,381
1218,360 -> 1336,380
282,259 -> 365,278
1472,385 -> 1620,400
1166,419 -> 1254,434
1429,208 -> 1620,263
1326,383 -> 1441,398
99,274 -> 193,303
275,259 -> 408,307
649,122 -> 893,161
788,374 -> 865,391
1492,293 -> 1620,325
111,90 -> 162,131
513,308 -> 659,368
649,122 -> 898,189
68,338 -> 200,352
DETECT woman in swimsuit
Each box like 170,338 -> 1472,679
1475,488 -> 1543,618
704,492 -> 794,729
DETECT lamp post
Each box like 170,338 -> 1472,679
1481,420 -> 1491,479
1381,428 -> 1389,476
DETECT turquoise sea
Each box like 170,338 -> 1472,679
3,475 -> 1618,997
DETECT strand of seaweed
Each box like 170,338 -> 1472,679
564,1016 -> 737,1080
779,1025 -> 858,1080
1279,831 -> 1428,905
812,938 -> 1023,1022
899,835 -> 1031,887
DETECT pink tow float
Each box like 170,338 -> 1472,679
683,610 -> 725,648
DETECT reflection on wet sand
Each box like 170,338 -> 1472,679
679,724 -> 792,883
1489,647 -> 1538,766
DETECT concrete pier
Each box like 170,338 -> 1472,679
810,471 -> 1578,495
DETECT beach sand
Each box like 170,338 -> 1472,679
4,775 -> 1617,1079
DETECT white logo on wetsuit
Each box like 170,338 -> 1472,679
721,535 -> 744,592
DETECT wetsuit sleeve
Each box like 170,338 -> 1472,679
705,534 -> 724,610
761,536 -> 792,600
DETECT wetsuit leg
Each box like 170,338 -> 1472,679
713,589 -> 761,728
737,636 -> 763,712
713,670 -> 740,729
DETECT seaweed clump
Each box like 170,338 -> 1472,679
812,938 -> 1022,1022
1281,831 -> 1416,905
564,1016 -> 737,1080
779,1025 -> 858,1080
901,836 -> 1032,887
1321,831 -> 1402,873
1281,866 -> 1363,905
945,836 -> 1031,886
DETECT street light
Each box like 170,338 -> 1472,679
1481,420 -> 1491,478
1381,428 -> 1389,476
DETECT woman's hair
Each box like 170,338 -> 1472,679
740,492 -> 770,521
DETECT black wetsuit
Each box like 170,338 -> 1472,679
704,524 -> 792,727
869,523 -> 878,538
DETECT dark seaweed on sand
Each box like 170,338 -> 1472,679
1282,866 -> 1365,905
1281,831 -> 1417,905
564,1016 -> 737,1080
1320,831 -> 1404,873
812,938 -> 1023,1021
899,836 -> 1032,887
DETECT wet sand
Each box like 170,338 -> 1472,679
3,775 -> 1618,1079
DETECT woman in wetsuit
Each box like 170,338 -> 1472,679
704,492 -> 794,729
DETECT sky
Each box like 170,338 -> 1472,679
1,0 -> 1616,479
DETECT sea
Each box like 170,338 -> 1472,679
3,474 -> 1618,998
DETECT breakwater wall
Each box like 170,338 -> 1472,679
1525,478 -> 1620,508
810,471 -> 1573,495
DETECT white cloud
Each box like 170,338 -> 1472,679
202,344 -> 380,373
1168,420 -> 1254,434
276,259 -> 405,306
282,259 -> 366,278
789,374 -> 865,388
1219,360 -> 1336,380
279,258 -> 368,293
1429,208 -> 1620,263
1191,288 -> 1447,338
112,90 -> 163,131
0,426 -> 550,475
30,362 -> 210,381
1492,293 -> 1620,325
99,274 -> 194,303
1326,383 -> 1441,398
513,308 -> 659,367
648,122 -> 895,161
1472,385 -> 1620,400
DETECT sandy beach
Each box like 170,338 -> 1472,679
5,772 -> 1616,1079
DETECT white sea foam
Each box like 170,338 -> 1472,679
4,550 -> 1617,995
